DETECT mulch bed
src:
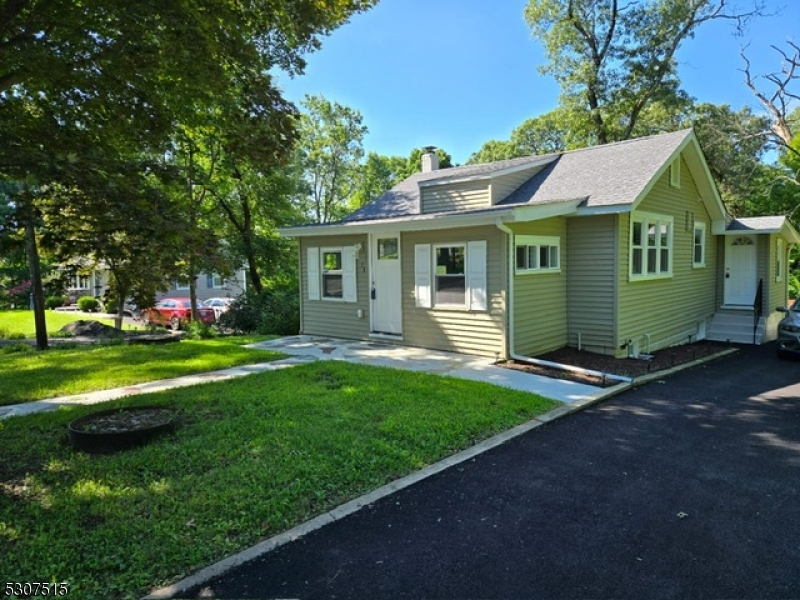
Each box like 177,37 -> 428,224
500,341 -> 735,388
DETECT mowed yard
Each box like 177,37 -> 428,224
0,318 -> 560,599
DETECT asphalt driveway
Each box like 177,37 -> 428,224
180,343 -> 800,599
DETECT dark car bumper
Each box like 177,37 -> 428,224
777,332 -> 800,356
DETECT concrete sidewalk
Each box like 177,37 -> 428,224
247,335 -> 612,404
1,335 -> 621,421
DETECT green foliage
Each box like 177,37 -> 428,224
0,310 -> 115,339
0,361 -> 557,598
77,296 -> 100,312
0,342 -> 32,354
298,95 -> 368,223
186,321 -> 216,340
45,295 -> 65,310
524,0 -> 758,144
220,289 -> 300,336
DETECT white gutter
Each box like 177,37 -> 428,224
495,219 -> 633,385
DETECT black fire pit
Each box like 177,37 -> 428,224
68,406 -> 179,453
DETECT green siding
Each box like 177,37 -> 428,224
509,218 -> 568,356
299,235 -> 370,340
401,225 -> 506,357
566,215 -> 618,355
616,158 -> 718,357
421,180 -> 489,213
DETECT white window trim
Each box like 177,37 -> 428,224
515,235 -> 561,275
321,247 -> 345,302
212,273 -> 225,289
415,242 -> 488,312
630,211 -> 674,281
433,243 -> 467,308
670,158 -> 681,189
777,239 -> 785,282
692,222 -> 706,268
174,280 -> 190,291
307,246 -> 357,303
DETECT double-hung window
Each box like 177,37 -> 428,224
693,222 -> 706,268
321,249 -> 344,299
434,245 -> 466,306
515,236 -> 560,273
777,239 -> 785,281
306,246 -> 357,302
630,212 -> 673,279
414,241 -> 487,311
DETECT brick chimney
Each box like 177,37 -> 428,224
421,146 -> 439,173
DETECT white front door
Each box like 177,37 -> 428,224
724,236 -> 757,306
371,234 -> 402,335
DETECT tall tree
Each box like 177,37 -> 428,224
298,95 -> 368,223
524,0 -> 763,145
1,0 -> 377,346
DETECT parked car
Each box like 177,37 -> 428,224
140,298 -> 216,330
203,297 -> 233,319
776,299 -> 800,358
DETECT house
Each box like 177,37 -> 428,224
279,129 -> 799,360
65,266 -> 248,304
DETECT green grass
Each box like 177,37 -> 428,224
0,361 -> 559,599
0,309 -> 127,339
0,336 -> 282,405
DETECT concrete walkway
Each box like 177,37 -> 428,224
0,335 -> 616,421
247,335 -> 609,404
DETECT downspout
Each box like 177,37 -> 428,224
495,219 -> 633,384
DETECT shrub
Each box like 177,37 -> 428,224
186,321 -> 216,340
77,295 -> 100,312
0,342 -> 33,355
219,288 -> 299,336
45,295 -> 65,310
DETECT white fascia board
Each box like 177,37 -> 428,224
278,210 -> 516,238
574,202 -> 631,216
511,199 -> 583,222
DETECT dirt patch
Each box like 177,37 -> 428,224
500,341 -> 735,388
58,320 -> 124,339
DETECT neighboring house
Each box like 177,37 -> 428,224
65,266 -> 248,304
279,129 -> 799,359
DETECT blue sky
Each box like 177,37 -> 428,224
275,0 -> 799,165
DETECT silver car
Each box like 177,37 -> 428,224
776,299 -> 800,358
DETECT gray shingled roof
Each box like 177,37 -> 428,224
343,129 -> 694,223
727,216 -> 787,232
501,129 -> 692,208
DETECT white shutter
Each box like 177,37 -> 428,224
467,240 -> 487,311
342,246 -> 357,303
414,244 -> 432,308
307,247 -> 320,301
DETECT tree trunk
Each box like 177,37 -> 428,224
22,196 -> 48,350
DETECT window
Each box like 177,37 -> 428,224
377,238 -> 399,260
415,242 -> 487,311
693,222 -> 706,268
777,239 -> 785,281
173,280 -> 190,291
307,246 -> 357,302
75,275 -> 91,290
670,158 -> 681,188
434,245 -> 466,306
630,212 -> 673,279
515,236 -> 560,273
212,274 -> 224,289
321,249 -> 343,299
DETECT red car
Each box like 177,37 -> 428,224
140,297 -> 216,330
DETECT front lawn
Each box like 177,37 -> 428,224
0,310 -> 123,339
0,361 -> 559,599
0,336 -> 282,405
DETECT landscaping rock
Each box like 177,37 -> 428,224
59,320 -> 125,339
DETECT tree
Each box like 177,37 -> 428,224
1,0 -> 377,346
524,0 -> 763,145
298,95 -> 368,223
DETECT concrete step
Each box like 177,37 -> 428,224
707,311 -> 763,344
